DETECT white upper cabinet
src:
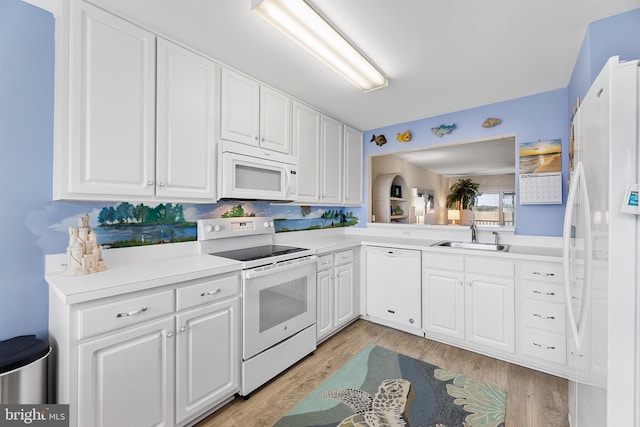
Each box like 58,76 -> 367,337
54,1 -> 218,202
343,125 -> 363,206
293,101 -> 321,203
220,67 -> 292,154
60,0 -> 157,199
320,114 -> 344,204
156,39 -> 217,200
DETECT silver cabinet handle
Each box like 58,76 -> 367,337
533,342 -> 555,350
179,325 -> 187,333
533,313 -> 556,320
466,281 -> 472,286
201,288 -> 221,297
570,351 -> 584,358
457,280 -> 463,286
532,271 -> 555,276
321,261 -> 331,265
146,180 -> 154,187
116,307 -> 148,318
158,181 -> 166,187
533,290 -> 556,296
167,331 -> 174,338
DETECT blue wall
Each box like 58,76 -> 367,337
0,0 -> 54,341
364,89 -> 569,236
568,9 -> 640,114
0,1 -> 638,341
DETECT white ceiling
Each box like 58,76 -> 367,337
394,137 -> 516,177
91,0 -> 640,131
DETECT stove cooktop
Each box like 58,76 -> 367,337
209,245 -> 308,262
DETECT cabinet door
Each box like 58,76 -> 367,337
293,102 -> 321,203
78,317 -> 174,427
67,1 -> 156,198
156,39 -> 217,200
260,86 -> 292,154
423,268 -> 465,340
343,125 -> 363,206
334,263 -> 356,328
316,269 -> 334,341
320,115 -> 344,203
465,273 -> 515,352
175,298 -> 239,424
220,68 -> 259,146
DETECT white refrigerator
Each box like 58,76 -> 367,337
564,56 -> 639,426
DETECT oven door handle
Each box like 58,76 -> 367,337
243,255 -> 317,279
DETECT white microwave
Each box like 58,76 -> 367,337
218,141 -> 297,201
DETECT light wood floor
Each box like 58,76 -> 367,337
197,320 -> 569,427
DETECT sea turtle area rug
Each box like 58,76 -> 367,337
273,344 -> 506,427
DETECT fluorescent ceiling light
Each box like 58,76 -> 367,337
251,0 -> 388,92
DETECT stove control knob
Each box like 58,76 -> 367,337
205,224 -> 221,233
264,221 -> 270,228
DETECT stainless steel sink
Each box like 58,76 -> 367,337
432,241 -> 509,252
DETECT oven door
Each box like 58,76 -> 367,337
242,256 -> 316,360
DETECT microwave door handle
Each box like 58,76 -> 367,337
243,255 -> 317,280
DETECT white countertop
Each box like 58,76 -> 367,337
46,227 -> 562,305
46,247 -> 241,305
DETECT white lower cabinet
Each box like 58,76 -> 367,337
515,261 -> 567,372
51,273 -> 240,427
78,317 -> 175,426
422,253 -> 515,354
317,249 -> 357,342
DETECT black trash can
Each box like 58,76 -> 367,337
0,335 -> 50,404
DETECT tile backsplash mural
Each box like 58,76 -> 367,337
27,200 -> 364,254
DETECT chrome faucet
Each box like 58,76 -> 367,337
492,231 -> 499,245
470,223 -> 478,243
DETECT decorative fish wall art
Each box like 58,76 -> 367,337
431,123 -> 456,137
370,134 -> 387,146
396,130 -> 412,142
482,118 -> 502,128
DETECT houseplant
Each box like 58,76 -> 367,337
446,178 -> 480,224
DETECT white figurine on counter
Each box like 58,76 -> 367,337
65,213 -> 107,275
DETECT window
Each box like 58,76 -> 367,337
474,191 -> 516,226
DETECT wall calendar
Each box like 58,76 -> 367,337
519,172 -> 562,204
518,139 -> 563,205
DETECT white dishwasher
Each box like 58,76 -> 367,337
366,246 -> 422,331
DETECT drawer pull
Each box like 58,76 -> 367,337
116,307 -> 148,318
532,290 -> 556,296
570,351 -> 584,358
532,313 -> 556,320
387,309 -> 396,314
179,325 -> 187,333
201,288 -> 221,297
321,261 -> 331,265
533,342 -> 555,350
532,271 -> 555,277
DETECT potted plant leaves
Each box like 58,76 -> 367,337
446,178 -> 480,225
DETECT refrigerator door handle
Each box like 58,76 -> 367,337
563,162 -> 593,351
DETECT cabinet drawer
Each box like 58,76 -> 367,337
77,290 -> 174,340
335,249 -> 354,266
422,253 -> 463,271
521,299 -> 566,334
519,263 -> 563,283
176,274 -> 239,311
521,328 -> 566,365
466,258 -> 514,278
317,254 -> 334,271
522,281 -> 565,304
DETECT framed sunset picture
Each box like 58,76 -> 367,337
519,139 -> 562,174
